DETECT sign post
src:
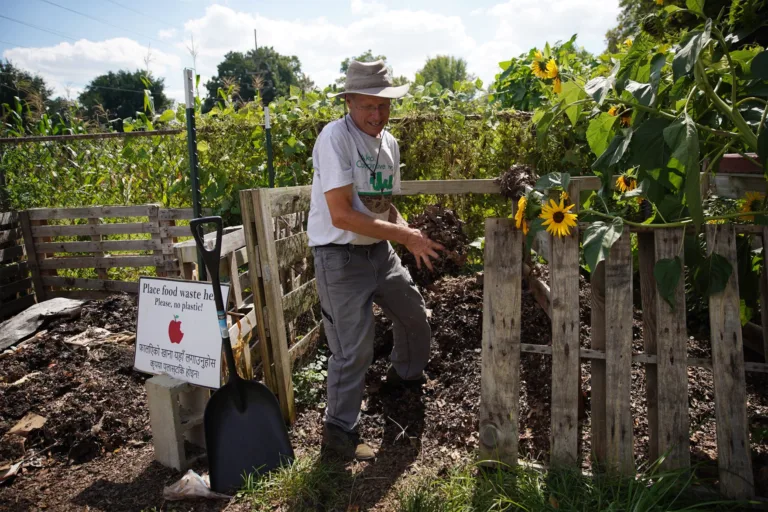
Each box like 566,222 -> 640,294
134,277 -> 230,389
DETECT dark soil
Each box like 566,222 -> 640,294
1,267 -> 767,510
495,163 -> 537,200
396,205 -> 469,288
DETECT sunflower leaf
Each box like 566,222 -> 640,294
758,121 -> 768,174
534,172 -> 571,192
587,113 -> 618,158
625,80 -> 655,107
693,251 -> 733,297
654,257 -> 683,310
663,114 -> 702,229
585,61 -> 620,105
672,19 -> 711,82
582,218 -> 624,274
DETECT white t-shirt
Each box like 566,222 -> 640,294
307,115 -> 401,246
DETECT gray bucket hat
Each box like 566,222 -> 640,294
331,60 -> 409,99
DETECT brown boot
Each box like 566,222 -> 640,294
321,423 -> 375,461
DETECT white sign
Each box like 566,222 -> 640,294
134,277 -> 230,389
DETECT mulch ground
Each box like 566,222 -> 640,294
1,245 -> 767,510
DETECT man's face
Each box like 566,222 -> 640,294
346,94 -> 391,137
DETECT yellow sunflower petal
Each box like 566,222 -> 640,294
553,76 -> 562,94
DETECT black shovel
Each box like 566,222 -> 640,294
190,216 -> 294,494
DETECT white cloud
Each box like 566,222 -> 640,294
350,0 -> 387,15
2,38 -> 182,99
158,28 -> 178,40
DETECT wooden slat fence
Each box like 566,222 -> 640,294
0,211 -> 35,320
481,219 -> 768,499
18,204 -> 195,302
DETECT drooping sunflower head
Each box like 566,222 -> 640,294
531,57 -> 549,79
515,195 -> 529,234
608,106 -> 619,116
741,191 -> 765,221
553,76 -> 562,94
616,175 -> 637,193
540,197 -> 578,238
545,59 -> 559,79
620,112 -> 632,127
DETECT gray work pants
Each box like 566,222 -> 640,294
313,240 -> 431,432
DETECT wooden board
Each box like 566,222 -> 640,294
34,239 -> 161,253
288,321 -> 322,363
0,277 -> 33,300
590,261 -> 607,466
269,186 -> 312,217
705,225 -> 754,499
0,261 -> 29,282
19,211 -> 46,302
762,228 -> 768,363
710,173 -> 766,199
0,228 -> 22,245
0,294 -> 36,320
549,226 -> 581,467
275,231 -> 311,270
478,218 -> 522,467
38,255 -> 164,270
0,245 -> 23,264
253,189 -> 296,422
41,276 -> 138,294
399,179 -> 500,196
162,225 -> 195,238
158,208 -> 197,221
0,211 -> 20,229
653,228 -> 690,470
27,205 -> 152,220
281,279 -> 318,323
637,233 -> 660,462
32,222 -> 158,237
604,231 -> 634,475
239,190 -> 278,398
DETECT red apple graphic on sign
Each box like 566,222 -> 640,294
168,315 -> 184,344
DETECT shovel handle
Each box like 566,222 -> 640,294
190,217 -> 240,382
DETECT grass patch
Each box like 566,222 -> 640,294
398,461 -> 755,512
237,453 -> 353,511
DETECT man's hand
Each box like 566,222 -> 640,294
404,228 -> 444,271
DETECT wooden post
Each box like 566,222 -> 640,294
18,211 -> 45,302
604,231 -> 634,475
653,228 -> 690,470
88,217 -> 109,281
637,232 -> 659,462
479,218 -> 522,466
550,223 -> 580,467
149,205 -> 165,278
590,261 -> 607,466
706,224 -> 754,499
761,228 -> 768,363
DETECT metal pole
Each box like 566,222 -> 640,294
184,68 -> 207,280
265,106 -> 275,188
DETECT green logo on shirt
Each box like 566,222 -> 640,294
370,172 -> 393,192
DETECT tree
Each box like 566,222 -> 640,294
0,60 -> 52,122
416,56 -> 472,90
603,0 -> 660,53
336,50 -> 409,87
204,47 -> 303,111
79,70 -> 168,128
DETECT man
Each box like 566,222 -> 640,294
307,60 -> 443,460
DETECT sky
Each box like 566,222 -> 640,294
0,0 -> 621,105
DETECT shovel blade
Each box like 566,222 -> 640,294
204,379 -> 294,494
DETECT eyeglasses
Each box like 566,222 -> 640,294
352,103 -> 391,113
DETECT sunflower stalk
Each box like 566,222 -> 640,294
581,209 -> 768,228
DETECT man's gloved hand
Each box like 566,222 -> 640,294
404,228 -> 444,271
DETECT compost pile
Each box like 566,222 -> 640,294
495,163 -> 537,200
0,295 -> 149,467
397,205 -> 470,287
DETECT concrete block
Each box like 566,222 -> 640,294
146,374 -> 209,470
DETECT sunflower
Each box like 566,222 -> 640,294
515,195 -> 529,235
655,0 -> 663,4
707,219 -> 726,225
740,191 -> 765,221
620,112 -> 632,127
608,106 -> 619,116
540,197 -> 578,238
531,53 -> 549,79
616,175 -> 637,193
624,38 -> 633,48
545,59 -> 559,79
553,76 -> 562,94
